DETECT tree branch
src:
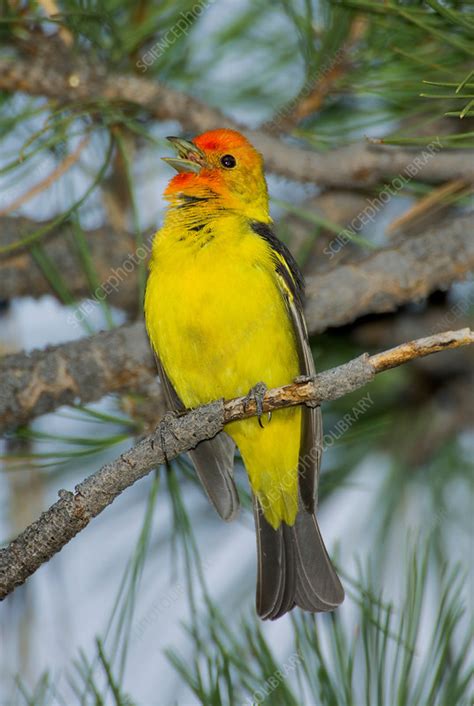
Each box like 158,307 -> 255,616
0,189 -> 365,307
0,328 -> 472,600
1,45 -> 473,188
0,322 -> 155,432
0,216 -> 143,312
304,213 -> 474,333
1,214 -> 472,433
223,329 -> 474,421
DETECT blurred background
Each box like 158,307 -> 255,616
0,1 -> 473,704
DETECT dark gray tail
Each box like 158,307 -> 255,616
254,498 -> 344,620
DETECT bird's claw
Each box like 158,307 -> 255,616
244,382 -> 271,428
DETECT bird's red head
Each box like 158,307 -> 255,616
163,129 -> 270,222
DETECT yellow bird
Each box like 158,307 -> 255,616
145,129 -> 344,619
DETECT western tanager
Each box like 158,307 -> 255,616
145,129 -> 344,619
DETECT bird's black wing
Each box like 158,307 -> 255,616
250,220 -> 321,509
154,353 -> 239,522
251,221 -> 344,619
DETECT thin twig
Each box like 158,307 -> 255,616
36,0 -> 74,46
0,328 -> 472,601
0,135 -> 90,217
223,329 -> 474,421
387,179 -> 470,234
264,16 -> 367,134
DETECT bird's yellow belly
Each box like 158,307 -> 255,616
145,226 -> 302,527
147,231 -> 300,402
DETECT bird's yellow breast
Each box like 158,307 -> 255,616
145,214 -> 299,404
145,213 -> 302,527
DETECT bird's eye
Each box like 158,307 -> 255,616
220,154 -> 236,169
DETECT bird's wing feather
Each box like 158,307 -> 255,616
251,222 -> 343,617
154,353 -> 239,521
287,301 -> 323,512
250,221 -> 322,511
292,509 -> 344,610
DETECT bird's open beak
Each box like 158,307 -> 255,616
162,136 -> 207,174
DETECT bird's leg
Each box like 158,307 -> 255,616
243,381 -> 271,428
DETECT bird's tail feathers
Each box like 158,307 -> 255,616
254,496 -> 344,620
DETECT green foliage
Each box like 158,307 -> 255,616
164,541 -> 472,706
1,404 -> 138,474
13,468 -> 472,706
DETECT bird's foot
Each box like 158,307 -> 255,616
243,382 -> 271,428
